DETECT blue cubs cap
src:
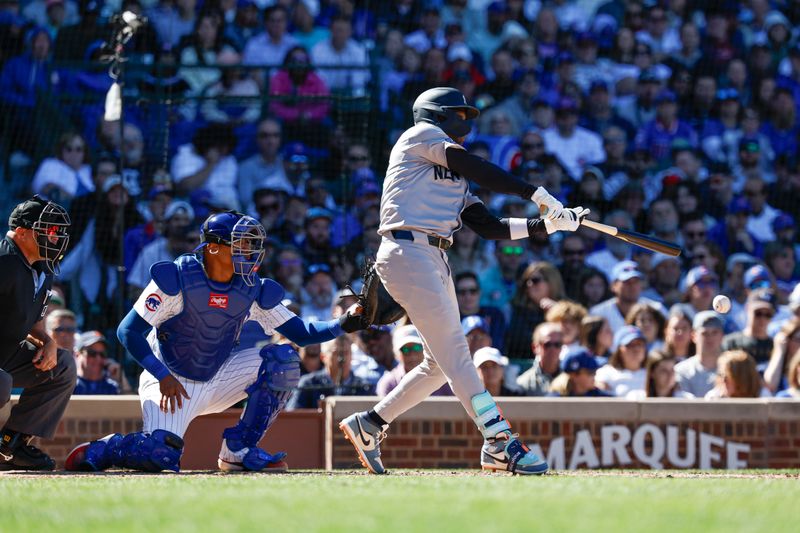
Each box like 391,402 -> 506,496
612,325 -> 645,351
692,310 -> 724,331
305,207 -> 332,222
612,260 -> 644,282
561,347 -> 600,373
728,196 -> 751,215
744,264 -> 771,290
772,213 -> 794,233
461,315 -> 489,336
684,265 -> 718,289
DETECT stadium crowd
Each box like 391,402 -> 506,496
2,0 -> 800,403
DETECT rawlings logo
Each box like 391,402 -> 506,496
209,294 -> 228,309
145,293 -> 162,312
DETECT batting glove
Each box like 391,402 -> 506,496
543,207 -> 590,234
531,187 -> 564,219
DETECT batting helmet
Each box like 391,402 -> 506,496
197,211 -> 266,286
412,87 -> 480,138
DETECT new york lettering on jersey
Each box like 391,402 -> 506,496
433,165 -> 461,182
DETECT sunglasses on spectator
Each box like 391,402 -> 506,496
605,137 -> 626,144
754,310 -> 774,319
258,131 -> 280,139
84,349 -> 107,358
64,144 -> 84,152
457,287 -> 479,295
693,254 -> 708,260
500,246 -> 524,256
685,231 -> 706,238
542,341 -> 563,350
526,277 -> 544,286
54,326 -> 77,333
400,343 -> 424,354
257,202 -> 281,213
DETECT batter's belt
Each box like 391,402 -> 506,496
390,229 -> 452,251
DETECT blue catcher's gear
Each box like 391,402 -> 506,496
152,255 -> 261,381
196,211 -> 266,286
219,344 -> 301,471
65,430 -> 184,472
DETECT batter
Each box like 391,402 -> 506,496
340,87 -> 588,475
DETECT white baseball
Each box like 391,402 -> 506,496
713,295 -> 731,314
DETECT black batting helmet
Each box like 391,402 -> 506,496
412,87 -> 479,138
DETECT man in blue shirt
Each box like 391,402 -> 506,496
72,331 -> 120,395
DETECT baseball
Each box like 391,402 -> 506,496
713,295 -> 731,314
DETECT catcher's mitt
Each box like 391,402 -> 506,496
356,259 -> 406,327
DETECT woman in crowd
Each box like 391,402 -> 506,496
545,300 -> 588,356
596,325 -> 648,397
705,350 -> 771,399
580,315 -> 613,363
447,225 -> 492,277
626,302 -> 667,352
627,350 -> 694,399
764,318 -> 800,394
179,10 -> 237,95
473,347 -> 521,397
577,267 -> 610,309
506,262 -> 566,358
776,350 -> 800,398
31,131 -> 94,206
663,306 -> 695,360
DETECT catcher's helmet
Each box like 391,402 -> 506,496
412,87 -> 480,138
197,211 -> 266,286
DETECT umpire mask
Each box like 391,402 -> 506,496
9,195 -> 71,275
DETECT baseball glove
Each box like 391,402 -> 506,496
350,258 -> 405,327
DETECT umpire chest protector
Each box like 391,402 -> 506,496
153,255 -> 278,381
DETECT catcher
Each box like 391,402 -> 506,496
341,87 -> 588,475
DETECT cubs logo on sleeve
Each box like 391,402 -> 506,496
145,294 -> 163,312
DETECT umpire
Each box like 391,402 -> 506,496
0,196 -> 76,470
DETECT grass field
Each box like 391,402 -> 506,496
2,470 -> 798,532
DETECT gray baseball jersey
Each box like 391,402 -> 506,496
379,122 -> 480,239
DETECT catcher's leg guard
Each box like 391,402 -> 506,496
65,430 -> 184,473
220,344 -> 300,471
471,391 -> 547,475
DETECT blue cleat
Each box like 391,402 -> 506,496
339,412 -> 388,474
481,435 -> 548,475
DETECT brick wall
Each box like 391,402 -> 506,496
326,397 -> 800,470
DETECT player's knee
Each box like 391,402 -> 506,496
260,344 -> 301,391
0,371 -> 12,407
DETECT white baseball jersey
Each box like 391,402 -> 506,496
379,122 -> 481,239
132,280 -> 295,437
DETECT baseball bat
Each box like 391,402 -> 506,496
581,219 -> 682,257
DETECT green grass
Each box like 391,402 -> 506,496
1,471 -> 798,532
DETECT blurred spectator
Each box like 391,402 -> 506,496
301,263 -> 334,321
268,45 -> 330,137
376,324 -> 451,398
351,326 -> 394,387
479,48 -> 516,103
178,10 -> 237,95
171,123 -> 239,210
635,89 -> 697,166
548,347 -> 611,397
52,0 -> 106,62
291,0 -> 328,51
741,176 -> 780,243
468,0 -> 527,64
678,265 -> 719,319
243,4 -> 297,70
448,226 -> 492,277
462,315 -> 492,355
764,318 -> 800,394
251,187 -> 284,234
299,343 -> 321,376
615,70 -> 660,130
629,350 -> 693,399
200,50 -> 260,126
596,325 -> 647,397
705,350 -> 769,399
558,234 -> 588,301
721,288 -> 776,365
474,346 -> 519,396
764,242 -> 798,302
455,272 -> 506,350
31,131 -> 93,206
707,196 -> 763,257
675,310 -> 724,397
544,301 -> 587,356
72,331 -> 120,395
238,118 -> 289,207
491,69 -> 540,136
287,337 -> 373,410
663,306 -> 695,361
586,210 -> 634,277
403,6 -> 445,53
625,302 -> 666,352
127,200 -> 196,296
272,245 -> 304,300
581,80 -> 635,140
516,322 -> 563,396
225,0 -> 260,52
542,97 -> 605,181
122,182 -> 174,272
44,309 -> 77,352
642,253 -> 682,307
479,238 -> 526,314
149,0 -> 197,49
0,27 -> 53,156
300,207 -> 333,265
590,260 -> 665,332
311,14 -> 370,95
506,262 -> 565,359
647,197 -> 681,249
576,267 -> 610,309
775,349 -> 800,398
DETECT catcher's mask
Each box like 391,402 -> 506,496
8,195 -> 71,275
412,87 -> 480,139
197,211 -> 266,286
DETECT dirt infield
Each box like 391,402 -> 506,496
2,469 -> 798,479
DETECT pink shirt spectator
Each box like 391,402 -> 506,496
268,70 -> 330,122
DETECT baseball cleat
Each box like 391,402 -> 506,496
217,439 -> 288,472
0,433 -> 55,471
481,435 -> 548,475
338,412 -> 388,474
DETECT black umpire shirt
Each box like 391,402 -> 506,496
0,236 -> 52,365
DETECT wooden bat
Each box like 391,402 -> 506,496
581,219 -> 682,257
